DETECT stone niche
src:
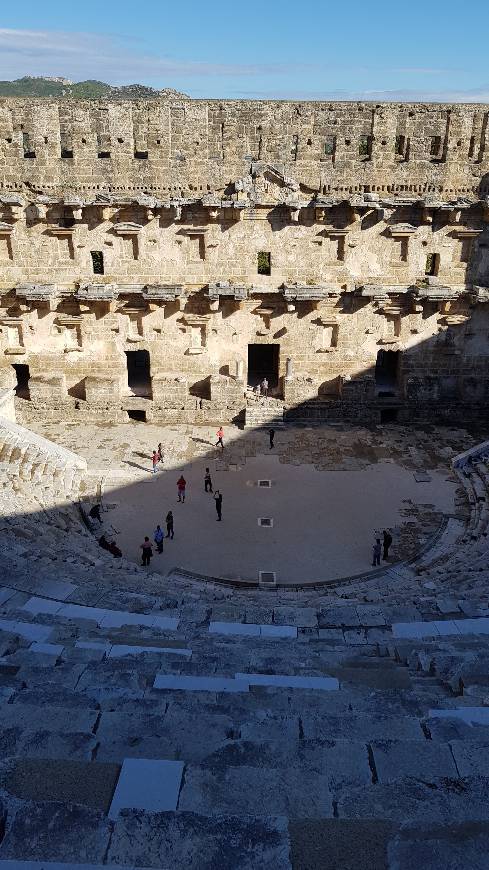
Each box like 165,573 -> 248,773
28,373 -> 69,405
209,374 -> 245,408
151,375 -> 189,409
85,375 -> 123,405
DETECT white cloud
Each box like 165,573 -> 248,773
0,28 -> 304,84
232,86 -> 489,103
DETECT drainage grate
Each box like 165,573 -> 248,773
258,571 -> 277,588
258,517 -> 273,527
258,480 -> 272,488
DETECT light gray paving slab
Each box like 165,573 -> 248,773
108,757 -> 184,819
151,614 -> 180,631
0,620 -> 53,643
235,673 -> 339,690
22,598 -> 64,616
75,641 -> 111,652
209,621 -> 260,637
153,674 -> 249,693
57,604 -> 107,623
260,624 -> 297,638
432,620 -> 462,636
108,644 -> 191,658
454,618 -> 489,635
392,621 -> 439,639
34,579 -> 78,600
428,707 -> 489,725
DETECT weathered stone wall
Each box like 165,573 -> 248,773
0,97 -> 489,425
0,99 -> 488,196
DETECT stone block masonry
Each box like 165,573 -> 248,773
0,96 -> 488,424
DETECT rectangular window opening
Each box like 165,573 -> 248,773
257,251 -> 271,275
430,136 -> 442,158
134,150 -> 148,160
97,151 -> 111,159
359,135 -> 372,158
91,250 -> 104,275
324,136 -> 336,156
22,132 -> 35,158
61,149 -> 74,159
425,253 -> 440,276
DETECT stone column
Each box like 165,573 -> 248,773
235,359 -> 244,379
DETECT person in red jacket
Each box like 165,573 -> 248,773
177,475 -> 186,502
215,426 -> 224,449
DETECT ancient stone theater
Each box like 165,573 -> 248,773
0,97 -> 488,424
1,96 -> 489,867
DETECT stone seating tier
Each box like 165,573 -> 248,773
1,415 -> 489,864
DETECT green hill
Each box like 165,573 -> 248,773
0,76 -> 188,99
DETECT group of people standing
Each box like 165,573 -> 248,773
140,510 -> 174,566
372,529 -> 393,566
141,428 -> 230,566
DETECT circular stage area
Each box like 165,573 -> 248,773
110,451 -> 455,585
29,421 -> 463,587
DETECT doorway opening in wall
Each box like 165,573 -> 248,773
127,409 -> 147,422
375,350 -> 400,396
125,350 -> 152,398
11,364 -> 30,399
247,344 -> 279,391
380,408 -> 399,423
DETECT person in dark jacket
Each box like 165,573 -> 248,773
214,490 -> 223,521
140,536 -> 153,566
383,529 -> 393,560
204,467 -> 213,493
166,510 -> 174,539
372,538 -> 381,567
269,428 -> 275,449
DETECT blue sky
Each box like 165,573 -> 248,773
0,0 -> 488,101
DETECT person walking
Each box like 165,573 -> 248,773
157,443 -> 163,463
204,467 -> 213,493
152,451 -> 159,474
214,489 -> 223,521
261,377 -> 269,398
269,428 -> 275,449
382,529 -> 393,561
154,524 -> 164,554
166,510 -> 174,539
140,536 -> 153,566
372,538 -> 382,567
215,426 -> 224,449
177,475 -> 186,502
